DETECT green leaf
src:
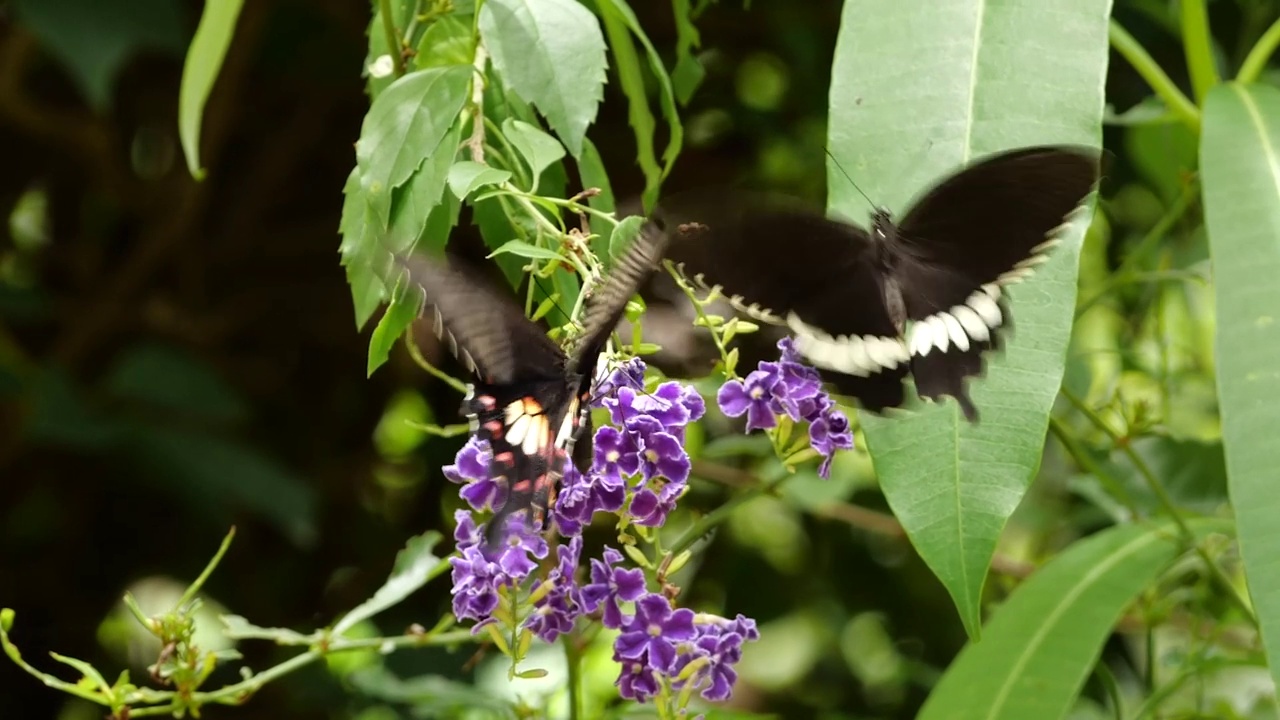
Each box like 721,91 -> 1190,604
355,65 -> 472,229
414,14 -> 475,69
367,275 -> 424,377
471,197 -> 528,288
447,160 -> 513,200
332,531 -> 447,636
49,652 -> 110,693
596,0 -> 684,210
917,519 -> 1233,720
487,239 -> 565,262
1201,81 -> 1280,697
577,137 -> 617,245
13,0 -> 185,111
502,119 -> 567,190
385,119 -> 464,253
828,0 -> 1110,638
177,0 -> 244,179
220,615 -> 314,644
671,0 -> 705,105
608,215 -> 645,260
478,0 -> 607,157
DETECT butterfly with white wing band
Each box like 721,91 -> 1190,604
653,145 -> 1101,422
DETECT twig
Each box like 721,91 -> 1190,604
466,45 -> 488,163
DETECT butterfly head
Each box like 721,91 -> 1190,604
870,207 -> 895,243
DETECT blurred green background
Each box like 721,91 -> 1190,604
0,0 -> 1241,717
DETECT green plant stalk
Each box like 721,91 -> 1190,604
404,326 -> 469,393
669,472 -> 788,555
1110,20 -> 1201,132
597,0 -> 663,210
564,632 -> 582,720
178,527 -> 236,608
1091,659 -> 1124,720
1047,415 -> 1141,518
1060,388 -> 1258,627
1075,180 -> 1199,319
1238,15 -> 1280,84
1180,0 -> 1219,102
378,0 -> 407,77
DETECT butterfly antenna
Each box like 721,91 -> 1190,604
824,148 -> 878,211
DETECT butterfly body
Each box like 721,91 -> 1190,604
657,144 -> 1101,421
395,223 -> 668,548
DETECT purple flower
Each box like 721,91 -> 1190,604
579,547 -> 646,629
449,545 -> 503,621
628,416 -> 690,485
717,369 -> 779,431
593,426 -> 640,487
615,593 -> 696,672
553,463 -> 627,536
770,361 -> 823,421
672,614 -> 759,702
778,336 -> 804,365
629,482 -> 682,527
809,407 -> 853,478
525,536 -> 583,642
492,516 -> 548,580
616,658 -> 660,701
443,437 -> 504,512
592,358 -> 647,405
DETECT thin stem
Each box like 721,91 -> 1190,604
1110,20 -> 1201,132
1075,179 -> 1199,319
1047,415 -> 1141,519
1060,388 -> 1258,627
564,633 -> 582,720
378,0 -> 407,77
466,45 -> 489,163
669,472 -> 788,555
664,261 -> 738,378
1238,15 -> 1280,83
178,527 -> 236,608
1180,0 -> 1219,102
404,325 -> 469,394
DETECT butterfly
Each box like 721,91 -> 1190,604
393,226 -> 668,547
652,145 -> 1101,422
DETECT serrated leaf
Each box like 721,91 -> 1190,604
177,0 -> 244,179
671,0 -> 704,105
918,519 -> 1232,719
415,14 -> 474,69
608,215 -> 646,261
596,0 -> 684,210
332,532 -> 447,636
447,160 -> 513,200
367,276 -> 425,377
487,239 -> 565,263
220,614 -> 313,644
385,119 -> 463,253
503,119 -> 567,190
1201,81 -> 1280,696
355,65 -> 471,228
829,0 -> 1110,637
478,0 -> 606,157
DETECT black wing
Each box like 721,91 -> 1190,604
888,145 -> 1100,419
393,253 -> 569,548
654,192 -> 909,413
393,253 -> 565,385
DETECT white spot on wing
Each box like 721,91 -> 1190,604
940,312 -> 969,352
951,305 -> 990,342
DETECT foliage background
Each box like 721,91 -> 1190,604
0,0 -> 1267,718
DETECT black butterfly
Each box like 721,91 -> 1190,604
652,145 -> 1100,422
393,226 -> 668,547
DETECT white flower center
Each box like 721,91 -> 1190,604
607,450 -> 621,463
748,386 -> 764,399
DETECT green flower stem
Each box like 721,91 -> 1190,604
1109,20 -> 1201,132
178,527 -> 236,609
1059,388 -> 1257,627
404,325 -> 470,393
669,472 -> 788,556
1075,178 -> 1199,319
564,633 -> 582,720
1179,0 -> 1219,102
1238,15 -> 1280,84
378,0 -> 407,78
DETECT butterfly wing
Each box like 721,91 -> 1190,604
655,192 -> 910,413
394,253 -> 565,385
889,145 -> 1100,419
394,253 -> 568,546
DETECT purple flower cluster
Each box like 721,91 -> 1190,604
717,338 -> 854,477
443,357 -> 759,708
553,363 -> 705,533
